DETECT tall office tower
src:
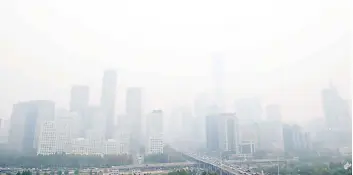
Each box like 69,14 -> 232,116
212,54 -> 225,113
234,97 -> 262,122
265,104 -> 282,121
206,113 -> 239,153
69,85 -> 89,113
100,70 -> 117,139
8,100 -> 55,153
321,84 -> 351,130
145,110 -> 164,155
146,110 -> 163,137
193,94 -> 219,148
126,87 -> 142,152
83,106 -> 105,136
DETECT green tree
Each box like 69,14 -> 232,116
64,170 -> 69,175
74,169 -> 79,175
16,172 -> 21,175
57,170 -> 62,175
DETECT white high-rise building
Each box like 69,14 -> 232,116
37,121 -> 56,155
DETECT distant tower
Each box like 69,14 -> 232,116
8,100 -> 55,153
321,83 -> 350,130
126,87 -> 142,152
100,70 -> 117,139
212,53 -> 225,113
265,104 -> 282,121
70,85 -> 89,113
206,113 -> 239,153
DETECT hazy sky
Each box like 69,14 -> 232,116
0,0 -> 351,123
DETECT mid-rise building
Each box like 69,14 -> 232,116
37,121 -> 56,155
146,134 -> 164,155
100,70 -> 117,139
206,113 -> 239,152
8,100 -> 55,153
86,129 -> 105,155
105,139 -> 119,155
71,138 -> 91,155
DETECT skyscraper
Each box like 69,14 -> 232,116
69,85 -> 89,113
321,84 -> 350,130
126,87 -> 142,152
206,113 -> 239,152
234,97 -> 262,122
212,54 -> 225,113
8,100 -> 55,153
146,110 -> 163,137
146,110 -> 164,155
100,70 -> 117,139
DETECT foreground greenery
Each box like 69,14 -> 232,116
260,159 -> 352,175
0,154 -> 132,168
144,146 -> 186,163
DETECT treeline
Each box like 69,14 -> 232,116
0,154 -> 133,168
143,146 -> 187,164
144,153 -> 186,164
262,159 -> 352,175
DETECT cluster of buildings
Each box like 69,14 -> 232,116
199,84 -> 351,157
0,57 -> 350,159
2,70 -> 165,156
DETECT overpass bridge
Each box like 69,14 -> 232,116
181,152 -> 259,175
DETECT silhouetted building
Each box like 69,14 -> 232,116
69,85 -> 89,113
100,70 -> 117,139
206,113 -> 239,152
126,87 -> 142,152
234,97 -> 262,122
321,84 -> 351,130
282,124 -> 311,153
265,104 -> 281,121
8,100 -> 55,153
